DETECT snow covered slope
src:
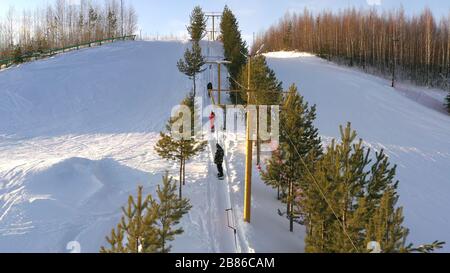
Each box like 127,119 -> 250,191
0,41 -> 303,253
0,41 -> 191,137
5,41 -> 444,253
0,41 -> 193,252
265,52 -> 450,251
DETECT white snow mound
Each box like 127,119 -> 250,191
0,157 -> 155,253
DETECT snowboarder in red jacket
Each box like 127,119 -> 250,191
209,111 -> 216,133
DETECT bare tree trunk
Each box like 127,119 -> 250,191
193,75 -> 196,97
182,158 -> 186,186
179,159 -> 183,199
289,181 -> 294,232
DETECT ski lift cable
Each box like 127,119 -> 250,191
280,123 -> 360,252
228,75 -> 247,91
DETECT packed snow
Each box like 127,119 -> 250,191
265,52 -> 450,251
0,41 -> 303,253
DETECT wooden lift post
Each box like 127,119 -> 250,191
206,60 -> 231,106
208,54 -> 288,224
244,57 -> 252,223
205,12 -> 222,41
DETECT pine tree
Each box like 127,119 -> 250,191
155,95 -> 207,198
303,124 -> 397,252
365,187 -> 409,252
155,131 -> 203,199
177,42 -> 205,97
101,223 -> 126,253
406,241 -> 445,253
260,148 -> 286,201
238,55 -> 283,105
281,85 -> 322,232
187,6 -> 206,42
154,173 -> 192,253
302,123 -> 444,253
100,186 -> 159,253
181,92 -> 197,134
101,173 -> 192,253
261,84 -> 322,232
220,5 -> 248,104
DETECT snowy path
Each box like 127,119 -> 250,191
197,57 -> 305,253
193,64 -> 240,253
204,140 -> 237,252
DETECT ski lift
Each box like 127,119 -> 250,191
225,208 -> 238,251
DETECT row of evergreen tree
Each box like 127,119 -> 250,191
261,84 -> 445,253
215,5 -> 446,252
0,0 -> 138,61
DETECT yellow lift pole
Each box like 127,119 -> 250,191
207,55 -> 255,223
218,63 -> 221,105
244,43 -> 266,222
244,56 -> 253,223
206,60 -> 230,106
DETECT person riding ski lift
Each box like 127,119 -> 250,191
214,143 -> 225,179
207,82 -> 213,98
209,111 -> 216,133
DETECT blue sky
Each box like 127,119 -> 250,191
1,0 -> 449,45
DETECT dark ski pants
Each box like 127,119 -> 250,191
216,163 -> 224,178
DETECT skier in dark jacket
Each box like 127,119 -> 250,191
214,144 -> 225,179
207,82 -> 213,97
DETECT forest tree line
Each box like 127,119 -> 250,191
0,0 -> 138,60
253,7 -> 450,90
